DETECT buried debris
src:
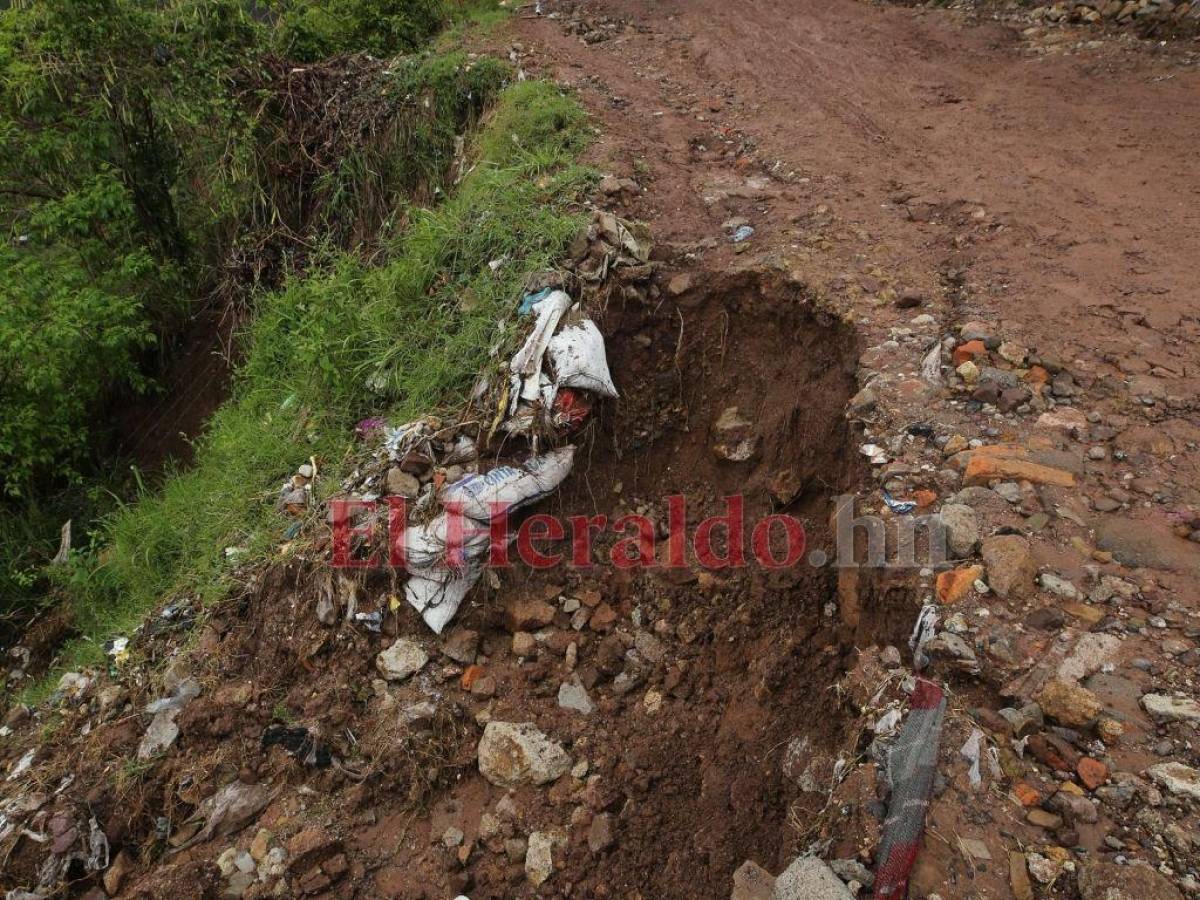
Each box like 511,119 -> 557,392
872,677 -> 947,900
325,244 -> 628,633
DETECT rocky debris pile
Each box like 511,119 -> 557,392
1032,0 -> 1198,32
835,305 -> 1200,896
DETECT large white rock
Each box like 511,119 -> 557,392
773,857 -> 854,900
477,721 -> 571,788
1141,693 -> 1200,725
375,639 -> 428,682
1147,762 -> 1200,801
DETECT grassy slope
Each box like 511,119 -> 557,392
34,77 -> 593,692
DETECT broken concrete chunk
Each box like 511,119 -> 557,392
1147,762 -> 1200,801
477,721 -> 571,788
375,639 -> 428,682
772,857 -> 854,900
1140,693 -> 1200,725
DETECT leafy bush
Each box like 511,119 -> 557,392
52,78 -> 593,673
0,0 -> 267,496
276,0 -> 447,61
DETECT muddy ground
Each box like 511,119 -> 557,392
3,0 -> 1200,898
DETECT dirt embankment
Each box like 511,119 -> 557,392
4,0 -> 1200,897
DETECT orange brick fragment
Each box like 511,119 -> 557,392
1077,757 -> 1107,791
936,565 -> 983,604
460,664 -> 484,690
963,455 -> 1076,488
952,339 -> 987,366
913,489 -> 937,509
1025,365 -> 1049,385
1013,782 -> 1041,807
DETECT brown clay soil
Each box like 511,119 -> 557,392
4,2 -> 1200,898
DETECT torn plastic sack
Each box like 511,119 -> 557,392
873,677 -> 946,900
510,290 -> 573,402
546,318 -> 618,398
440,446 -> 575,523
403,511 -> 492,570
406,567 -> 484,634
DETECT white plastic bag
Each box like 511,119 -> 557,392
510,290 -> 572,402
440,446 -> 575,522
547,318 -> 618,398
406,568 -> 483,634
403,511 -> 492,570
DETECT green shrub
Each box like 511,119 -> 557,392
47,78 -> 592,674
276,0 -> 447,61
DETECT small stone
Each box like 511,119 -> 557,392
956,360 -> 980,384
1026,808 -> 1062,830
375,639 -> 428,682
1038,573 -> 1078,599
477,722 -> 571,788
386,467 -> 420,498
525,831 -> 555,886
1036,678 -> 1102,729
667,273 -> 693,296
1077,860 -> 1185,900
1077,757 -> 1107,790
731,859 -> 776,900
557,678 -> 594,715
1009,851 -> 1034,900
511,632 -> 536,656
895,288 -> 924,308
503,595 -> 556,632
441,629 -> 479,665
587,813 -> 614,854
104,850 -> 134,895
1140,693 -> 1200,725
442,826 -> 464,849
250,829 -> 273,862
953,340 -> 987,366
936,565 -> 983,604
981,535 -> 1037,599
939,503 -> 979,557
773,857 -> 855,900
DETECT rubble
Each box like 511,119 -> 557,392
477,721 -> 571,788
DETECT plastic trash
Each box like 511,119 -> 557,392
403,511 -> 492,570
960,728 -> 984,789
510,290 -> 573,402
882,491 -> 916,515
440,446 -> 575,523
874,678 -> 946,900
406,568 -> 484,634
518,286 -> 554,316
909,603 -> 939,671
546,318 -> 618,398
552,389 -> 591,431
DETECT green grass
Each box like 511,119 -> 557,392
30,77 -> 593,687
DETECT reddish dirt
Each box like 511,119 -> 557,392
4,3 -> 1200,899
508,0 -> 1199,403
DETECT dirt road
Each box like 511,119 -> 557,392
513,0 -> 1199,385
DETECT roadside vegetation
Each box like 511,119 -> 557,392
0,0 -> 593,689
